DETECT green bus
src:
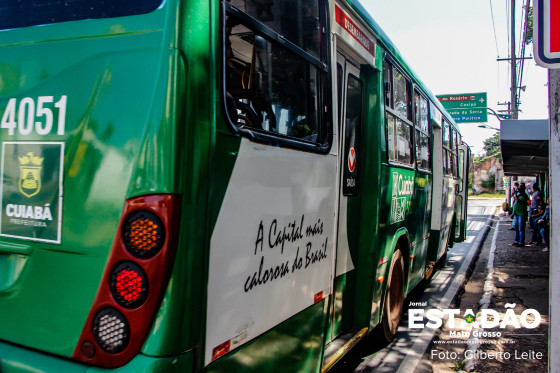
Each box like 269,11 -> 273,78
0,0 -> 469,372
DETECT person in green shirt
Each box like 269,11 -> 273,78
512,183 -> 530,246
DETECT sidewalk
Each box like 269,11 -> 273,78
427,213 -> 549,372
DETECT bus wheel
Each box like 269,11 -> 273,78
381,247 -> 405,342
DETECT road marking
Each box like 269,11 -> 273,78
462,218 -> 500,371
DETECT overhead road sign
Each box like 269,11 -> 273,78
534,0 -> 560,68
446,108 -> 487,123
436,93 -> 488,123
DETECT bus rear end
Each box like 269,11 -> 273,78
0,1 -> 196,371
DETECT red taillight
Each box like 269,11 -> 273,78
110,261 -> 148,308
72,194 -> 181,368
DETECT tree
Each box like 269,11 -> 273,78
524,5 -> 534,45
482,132 -> 501,159
474,132 -> 502,163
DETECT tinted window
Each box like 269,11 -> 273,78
396,118 -> 412,164
415,93 -> 429,133
443,121 -> 451,149
227,25 -> 321,142
343,75 -> 363,196
229,0 -> 321,60
384,63 -> 392,107
416,131 -> 430,170
393,69 -> 408,119
225,1 -> 328,148
384,60 -> 413,166
0,0 -> 163,30
387,114 -> 396,161
414,91 -> 430,170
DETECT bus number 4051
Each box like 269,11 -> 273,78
1,96 -> 67,136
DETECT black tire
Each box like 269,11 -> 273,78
381,247 -> 405,342
435,247 -> 447,269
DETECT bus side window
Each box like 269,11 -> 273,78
384,59 -> 413,166
414,90 -> 430,171
224,1 -> 329,149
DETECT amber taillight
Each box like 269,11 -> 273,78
72,194 -> 181,367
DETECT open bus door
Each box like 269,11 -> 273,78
328,52 -> 363,341
455,142 -> 471,242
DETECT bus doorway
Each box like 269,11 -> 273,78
329,53 -> 364,341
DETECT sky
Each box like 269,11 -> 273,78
360,0 -> 549,155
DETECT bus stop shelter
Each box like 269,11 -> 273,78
499,119 -> 549,176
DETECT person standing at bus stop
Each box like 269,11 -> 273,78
529,184 -> 543,228
509,181 -> 519,230
512,183 -> 530,247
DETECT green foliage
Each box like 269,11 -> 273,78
474,132 -> 502,164
524,5 -> 534,45
481,172 -> 496,189
452,360 -> 465,371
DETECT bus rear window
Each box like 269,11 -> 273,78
0,0 -> 164,31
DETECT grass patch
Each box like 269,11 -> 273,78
468,192 -> 506,199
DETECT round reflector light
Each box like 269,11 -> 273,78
93,308 -> 130,354
110,261 -> 149,308
122,210 -> 165,258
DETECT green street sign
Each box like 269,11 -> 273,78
437,92 -> 487,110
436,92 -> 488,123
446,108 -> 488,123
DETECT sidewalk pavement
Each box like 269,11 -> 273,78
428,213 -> 549,372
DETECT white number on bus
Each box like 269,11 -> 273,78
1,96 -> 67,136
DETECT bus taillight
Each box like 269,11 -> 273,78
110,261 -> 149,308
123,211 -> 165,258
93,307 -> 130,354
72,194 -> 181,368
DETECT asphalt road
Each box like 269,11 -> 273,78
330,198 -> 501,373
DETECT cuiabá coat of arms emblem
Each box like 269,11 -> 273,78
18,152 -> 43,198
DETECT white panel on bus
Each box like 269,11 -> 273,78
205,139 -> 336,365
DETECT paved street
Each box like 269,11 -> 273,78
331,198 -> 501,373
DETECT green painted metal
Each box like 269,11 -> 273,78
0,339 -> 194,373
0,0 -> 184,359
206,301 -> 326,373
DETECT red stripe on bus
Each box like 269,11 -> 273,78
335,5 -> 375,58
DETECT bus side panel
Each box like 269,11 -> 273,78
204,139 -> 336,366
205,301 -> 325,373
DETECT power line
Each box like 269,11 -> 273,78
517,0 -> 531,111
489,0 -> 500,57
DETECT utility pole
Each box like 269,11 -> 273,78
510,0 -> 518,120
550,67 -> 560,373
